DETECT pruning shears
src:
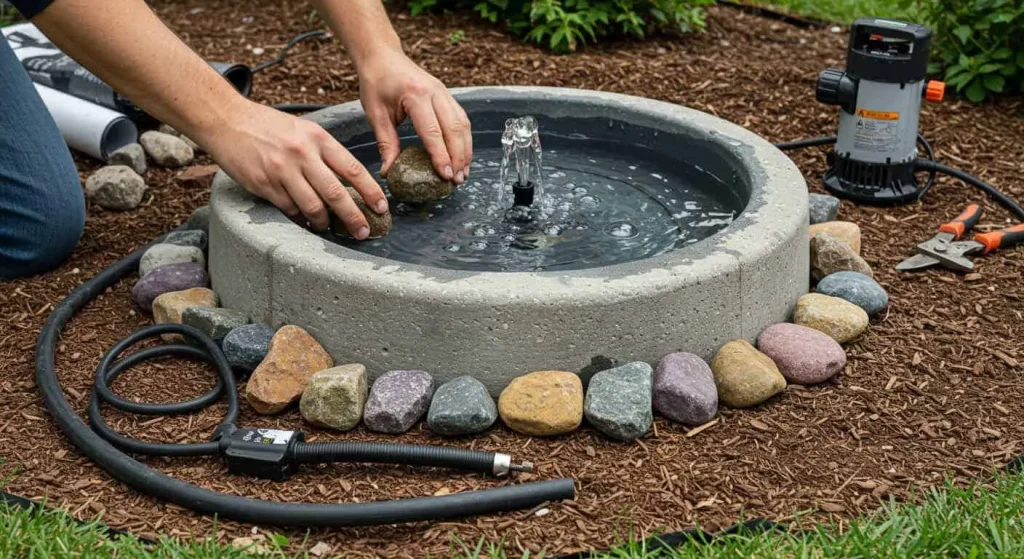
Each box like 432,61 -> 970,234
896,204 -> 1024,273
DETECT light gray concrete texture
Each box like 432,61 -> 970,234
210,87 -> 809,396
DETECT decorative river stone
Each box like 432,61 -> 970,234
139,243 -> 205,277
85,165 -> 146,211
164,230 -> 209,254
809,221 -> 861,254
808,193 -> 840,225
583,362 -> 653,442
152,287 -> 218,340
186,205 -> 210,233
815,271 -> 889,316
810,232 -> 873,281
498,370 -> 583,436
132,262 -> 207,312
386,146 -> 453,203
181,307 -> 249,343
331,187 -> 392,239
758,323 -> 846,385
300,364 -> 369,431
245,325 -> 334,414
426,376 -> 497,436
108,143 -> 147,175
221,323 -> 276,373
363,370 -> 435,434
140,130 -> 194,167
793,293 -> 869,344
711,340 -> 786,408
653,352 -> 718,426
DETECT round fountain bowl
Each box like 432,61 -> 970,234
210,87 -> 808,395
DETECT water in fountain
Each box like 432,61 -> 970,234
330,117 -> 741,272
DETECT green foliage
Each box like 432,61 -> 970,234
449,29 -> 467,43
904,0 -> 1024,102
409,0 -> 712,53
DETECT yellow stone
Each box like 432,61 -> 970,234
152,287 -> 218,341
498,371 -> 583,436
809,221 -> 861,254
711,340 -> 786,408
245,325 -> 334,414
794,293 -> 869,344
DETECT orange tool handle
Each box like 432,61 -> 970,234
974,223 -> 1024,254
938,204 -> 984,239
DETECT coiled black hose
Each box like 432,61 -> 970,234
914,159 -> 1024,221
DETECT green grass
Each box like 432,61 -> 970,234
744,0 -> 913,25
4,472 -> 1024,557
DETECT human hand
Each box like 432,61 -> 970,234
357,51 -> 472,184
204,99 -> 388,239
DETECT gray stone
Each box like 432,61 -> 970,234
139,243 -> 205,277
386,146 -> 452,203
808,193 -> 840,225
330,187 -> 392,239
140,131 -> 194,167
164,230 -> 209,254
132,263 -> 208,312
364,370 -> 435,434
85,165 -> 146,210
181,307 -> 249,342
221,323 -> 276,372
652,353 -> 717,426
158,123 -> 202,153
186,205 -> 210,233
299,364 -> 368,431
584,361 -> 653,441
108,143 -> 147,175
815,271 -> 889,316
426,376 -> 497,435
810,232 -> 873,282
579,355 -> 619,384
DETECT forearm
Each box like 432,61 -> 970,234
312,0 -> 403,72
32,0 -> 245,147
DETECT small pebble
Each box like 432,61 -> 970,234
498,371 -> 583,436
363,370 -> 435,434
186,205 -> 211,233
653,352 -> 718,426
164,230 -> 209,254
711,340 -> 786,408
108,143 -> 147,175
810,232 -> 873,281
246,325 -> 333,414
809,221 -> 861,254
815,271 -> 888,315
181,307 -> 249,343
426,376 -> 497,436
387,146 -> 452,202
808,193 -> 840,224
793,293 -> 869,344
584,361 -> 653,442
139,243 -> 205,277
758,323 -> 846,385
132,262 -> 207,312
140,131 -> 194,167
152,287 -> 218,340
300,364 -> 368,431
85,165 -> 147,210
222,323 -> 276,373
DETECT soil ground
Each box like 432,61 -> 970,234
2,1 -> 1024,557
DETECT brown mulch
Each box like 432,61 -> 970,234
3,1 -> 1024,557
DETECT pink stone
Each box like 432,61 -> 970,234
757,323 -> 846,385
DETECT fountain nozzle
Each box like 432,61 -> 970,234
512,180 -> 535,207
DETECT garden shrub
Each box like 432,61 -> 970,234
407,0 -> 714,53
904,0 -> 1024,102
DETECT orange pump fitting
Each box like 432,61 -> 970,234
925,80 -> 945,103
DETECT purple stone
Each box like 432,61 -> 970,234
364,370 -> 435,434
758,323 -> 846,385
132,262 -> 208,313
653,352 -> 717,426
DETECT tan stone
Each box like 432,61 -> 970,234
810,232 -> 873,281
300,364 -> 369,431
711,340 -> 786,408
245,325 -> 334,414
794,293 -> 870,344
498,371 -> 583,436
809,221 -> 861,254
151,287 -> 218,341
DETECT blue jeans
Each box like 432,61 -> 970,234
0,36 -> 85,280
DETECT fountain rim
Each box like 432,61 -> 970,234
210,86 -> 807,306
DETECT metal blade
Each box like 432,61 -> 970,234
896,253 -> 940,272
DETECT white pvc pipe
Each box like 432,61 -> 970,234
33,83 -> 138,161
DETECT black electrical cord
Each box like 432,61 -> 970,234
35,238 -> 575,527
251,30 -> 331,74
773,135 -> 837,151
914,159 -> 1024,221
273,103 -> 329,114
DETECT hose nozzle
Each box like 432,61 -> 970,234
492,453 -> 534,477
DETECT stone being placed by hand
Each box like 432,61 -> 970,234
139,243 -> 205,277
85,165 -> 147,210
221,323 -> 276,373
815,271 -> 888,316
330,187 -> 392,239
808,193 -> 840,225
181,307 -> 249,343
386,146 -> 453,203
140,130 -> 194,168
108,143 -> 147,175
498,370 -> 583,436
653,352 -> 717,426
300,364 -> 369,431
245,325 -> 334,414
711,340 -> 786,408
133,262 -> 208,312
584,361 -> 653,442
363,370 -> 435,434
757,323 -> 846,385
427,376 -> 497,436
164,230 -> 209,254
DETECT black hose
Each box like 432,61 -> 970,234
35,239 -> 575,527
914,159 -> 1024,221
294,441 -> 497,473
251,31 -> 331,74
773,135 -> 836,151
273,103 -> 329,114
